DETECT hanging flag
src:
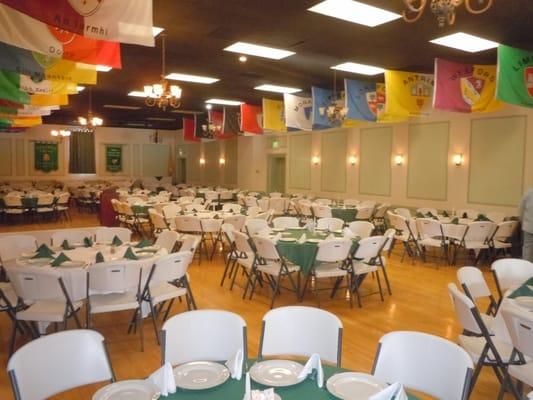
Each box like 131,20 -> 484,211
434,58 -> 501,113
194,113 -> 213,140
284,93 -> 312,131
311,86 -> 346,129
0,106 -> 52,116
0,116 -> 42,127
0,42 -> 97,84
496,44 -> 533,108
240,104 -> 263,134
0,69 -> 74,103
0,4 -> 121,68
0,0 -> 154,47
183,117 -> 200,142
209,110 -> 229,139
344,79 -> 377,121
31,93 -> 68,106
222,107 -> 240,136
262,98 -> 286,132
34,142 -> 58,171
385,70 -> 434,118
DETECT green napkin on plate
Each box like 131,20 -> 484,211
415,212 -> 425,218
123,246 -> 138,260
33,244 -> 55,259
442,210 -> 450,217
51,252 -> 71,267
509,285 -> 533,299
83,237 -> 93,247
61,239 -> 74,250
111,235 -> 123,246
135,239 -> 152,248
213,214 -> 220,219
474,214 -> 491,222
462,212 -> 468,219
451,217 -> 459,225
192,208 -> 198,212
95,252 -> 105,263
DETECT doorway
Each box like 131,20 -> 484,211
267,155 -> 286,193
176,157 -> 186,184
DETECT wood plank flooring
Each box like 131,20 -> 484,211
0,210 -> 516,399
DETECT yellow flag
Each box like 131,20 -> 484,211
20,74 -> 77,95
262,98 -> 287,132
44,60 -> 97,85
468,65 -> 503,113
385,70 -> 434,118
8,116 -> 42,127
31,93 -> 68,106
375,83 -> 407,123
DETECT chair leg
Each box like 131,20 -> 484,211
381,265 -> 392,295
352,276 -> 362,308
8,319 -> 17,357
184,277 -> 197,309
376,271 -> 384,301
137,307 -> 144,352
269,273 -> 283,309
148,298 -> 159,345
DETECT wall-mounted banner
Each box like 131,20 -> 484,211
183,117 -> 200,142
434,58 -> 501,113
35,141 -> 58,172
385,70 -> 434,118
344,79 -> 377,122
262,98 -> 286,132
0,4 -> 121,68
284,93 -> 312,131
496,44 -> 533,108
0,0 -> 155,47
106,145 -> 122,172
240,103 -> 262,134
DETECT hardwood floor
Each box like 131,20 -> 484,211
0,210 -> 516,399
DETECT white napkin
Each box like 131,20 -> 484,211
369,382 -> 408,400
225,349 -> 244,380
147,362 -> 176,396
297,353 -> 324,388
251,388 -> 276,400
272,233 -> 282,242
243,372 -> 251,400
297,233 -> 307,244
343,227 -> 355,239
325,234 -> 336,241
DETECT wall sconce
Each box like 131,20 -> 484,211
219,157 -> 226,166
394,154 -> 404,166
453,153 -> 463,166
199,157 -> 205,165
348,155 -> 357,166
311,155 -> 320,165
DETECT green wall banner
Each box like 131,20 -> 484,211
106,145 -> 122,172
34,141 -> 58,172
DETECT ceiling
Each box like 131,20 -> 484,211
44,0 -> 533,130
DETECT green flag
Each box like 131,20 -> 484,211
0,69 -> 30,104
34,142 -> 58,172
496,44 -> 533,108
106,145 -> 122,172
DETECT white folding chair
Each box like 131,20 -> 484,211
350,235 -> 386,307
155,230 -> 180,253
7,330 -> 115,400
149,209 -> 170,235
94,227 -> 131,244
223,214 -> 246,232
490,221 -> 518,259
372,330 -> 473,400
201,218 -> 224,260
175,216 -> 208,264
272,216 -> 299,229
0,235 -> 37,263
355,206 -> 374,221
457,266 -> 498,320
51,229 -> 92,247
312,204 -> 332,219
372,203 -> 389,233
394,207 -> 412,219
161,310 -> 247,366
227,230 -> 257,292
316,217 -> 344,231
259,306 -> 343,366
491,258 -> 533,305
246,218 -> 270,237
387,211 -> 418,263
415,218 -> 448,264
347,221 -> 374,239
269,197 -> 287,216
222,203 -> 242,213
162,203 -> 181,229
455,221 -> 496,265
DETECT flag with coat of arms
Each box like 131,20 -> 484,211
385,70 -> 434,118
496,44 -> 533,108
283,93 -> 312,131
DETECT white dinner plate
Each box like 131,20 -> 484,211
133,252 -> 155,259
514,297 -> 533,310
59,260 -> 86,268
249,359 -> 305,387
20,251 -> 37,258
326,372 -> 388,400
307,238 -> 322,243
278,237 -> 296,242
173,361 -> 230,390
272,228 -> 285,232
289,226 -> 304,230
26,257 -> 53,265
92,380 -> 160,400
333,229 -> 343,234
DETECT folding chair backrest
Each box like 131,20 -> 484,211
95,227 -> 131,244
149,209 -> 169,231
457,266 -> 492,299
491,258 -> 533,292
373,204 -> 389,218
37,194 -> 54,206
6,267 -> 64,302
155,230 -> 180,253
312,205 -> 332,218
0,235 -> 37,262
179,235 -> 201,254
272,217 -> 299,229
244,196 -> 259,208
161,310 -> 247,365
501,305 -> 533,359
270,198 -> 287,213
381,228 -> 396,252
487,212 -> 505,224
51,230 -> 92,247
416,218 -> 442,239
372,330 -> 473,400
316,217 -> 344,231
223,215 -> 246,231
354,236 -> 385,262
234,231 -> 254,254
7,330 -> 114,400
4,196 -> 22,207
259,306 -> 343,366
492,221 -> 518,242
175,216 -> 202,233
201,218 -> 222,233
246,219 -> 269,236
348,221 -> 374,239
447,283 -> 482,334
442,223 -> 467,241
88,261 -> 141,293
463,221 -> 495,243
394,208 -> 412,219
162,203 -> 181,220
252,236 -> 280,260
356,206 -> 374,220
151,251 -> 192,284
270,192 -> 282,198
316,239 -> 352,263
185,204 -> 206,212
222,203 -> 242,213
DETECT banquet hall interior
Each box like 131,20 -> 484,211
1,1 -> 533,399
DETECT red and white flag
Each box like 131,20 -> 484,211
183,117 -> 200,142
240,103 -> 263,134
0,4 -> 121,68
0,0 -> 154,47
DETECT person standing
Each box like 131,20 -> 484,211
520,188 -> 533,262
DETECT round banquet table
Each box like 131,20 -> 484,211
331,207 -> 358,223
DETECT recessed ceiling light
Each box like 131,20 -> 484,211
206,104 -> 213,110
152,26 -> 164,37
331,62 -> 385,75
308,0 -> 401,27
165,73 -> 219,84
254,84 -> 302,94
205,98 -> 243,106
224,42 -> 295,60
76,86 -> 85,92
103,104 -> 141,110
239,55 -> 248,62
96,65 -> 112,72
430,32 -> 499,53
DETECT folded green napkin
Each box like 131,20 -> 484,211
95,252 -> 105,263
425,212 -> 438,220
179,210 -> 185,215
111,235 -> 123,246
51,252 -> 71,267
123,246 -> 138,260
83,237 -> 93,247
61,239 -> 74,250
192,208 -> 198,212
462,212 -> 468,218
442,210 -> 450,217
509,285 -> 533,299
415,212 -> 425,218
451,217 -> 459,225
33,244 -> 55,259
213,214 -> 220,219
240,208 -> 247,215
135,239 -> 152,248
474,214 -> 491,222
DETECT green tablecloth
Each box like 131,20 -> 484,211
21,197 -> 38,209
131,205 -> 152,215
331,208 -> 357,223
165,359 -> 419,400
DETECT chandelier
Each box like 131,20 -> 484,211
78,87 -> 103,127
402,0 -> 493,27
319,70 -> 348,126
144,33 -> 182,110
201,113 -> 221,137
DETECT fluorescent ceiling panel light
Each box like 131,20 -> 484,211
152,26 -> 164,36
96,65 -> 112,72
430,32 -> 499,53
128,91 -> 157,98
165,73 -> 219,84
331,62 -> 385,75
170,110 -> 203,114
76,86 -> 85,92
224,41 -> 295,60
254,84 -> 301,94
103,104 -> 141,110
308,0 -> 401,27
125,123 -> 147,127
146,117 -> 175,121
205,98 -> 243,106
